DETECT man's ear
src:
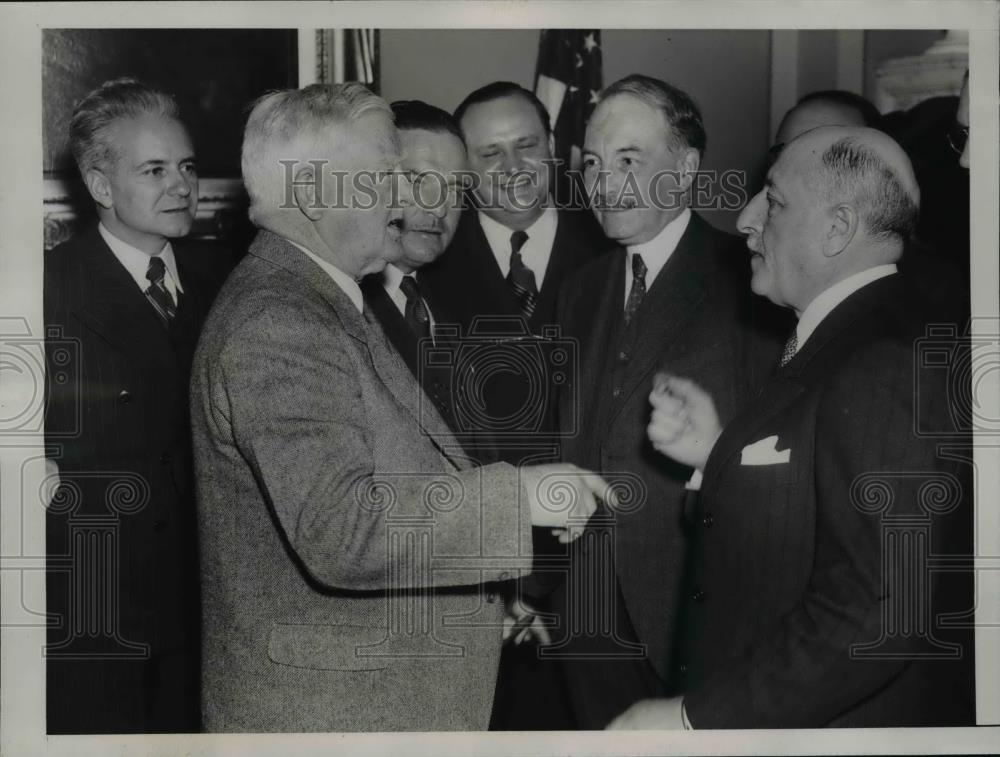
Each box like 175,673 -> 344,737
678,148 -> 701,191
84,169 -> 113,210
292,163 -> 324,222
824,203 -> 857,257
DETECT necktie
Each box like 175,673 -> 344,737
779,332 -> 798,367
624,253 -> 647,326
506,230 -> 538,319
399,275 -> 431,342
144,256 -> 176,326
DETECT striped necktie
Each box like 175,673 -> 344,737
506,230 -> 538,319
144,256 -> 177,327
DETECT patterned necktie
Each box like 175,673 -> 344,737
399,274 -> 431,342
624,252 -> 647,326
779,332 -> 798,367
144,256 -> 176,326
506,230 -> 538,319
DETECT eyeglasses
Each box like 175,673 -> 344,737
946,123 -> 969,156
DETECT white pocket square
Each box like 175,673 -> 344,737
740,435 -> 791,466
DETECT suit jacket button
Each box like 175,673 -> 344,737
117,390 -> 131,404
692,590 -> 705,602
159,452 -> 172,464
679,664 -> 688,676
702,514 -> 714,527
617,350 -> 629,363
153,520 -> 166,532
486,591 -> 497,604
612,387 -> 622,398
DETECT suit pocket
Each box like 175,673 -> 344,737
267,622 -> 391,672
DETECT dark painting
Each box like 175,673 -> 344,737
43,29 -> 298,177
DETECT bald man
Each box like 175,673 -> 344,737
609,126 -> 974,729
771,90 -> 880,158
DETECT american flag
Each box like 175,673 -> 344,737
534,29 -> 603,200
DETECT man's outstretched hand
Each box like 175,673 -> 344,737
521,463 -> 617,542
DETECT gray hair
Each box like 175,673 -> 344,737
69,77 -> 180,175
598,74 -> 707,156
819,137 -> 919,241
241,82 -> 393,226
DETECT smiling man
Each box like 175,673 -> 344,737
45,77 -> 230,733
360,101 -> 466,399
420,81 -> 606,338
548,74 -> 784,729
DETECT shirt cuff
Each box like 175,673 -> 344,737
685,469 -> 703,491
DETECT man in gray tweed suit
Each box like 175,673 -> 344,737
190,82 -> 611,732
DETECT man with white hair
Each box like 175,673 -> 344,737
610,126 -> 974,728
190,82 -> 612,732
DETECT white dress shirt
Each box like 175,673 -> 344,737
382,264 -> 437,328
793,264 -> 898,354
478,205 -> 559,289
623,208 -> 691,307
99,222 -> 183,302
287,239 -> 365,313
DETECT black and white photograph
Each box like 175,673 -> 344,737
1,2 -> 998,755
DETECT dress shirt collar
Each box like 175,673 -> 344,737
477,205 -> 559,282
381,261 -> 407,298
624,207 -> 691,303
795,264 -> 898,350
98,222 -> 183,297
286,239 -> 365,313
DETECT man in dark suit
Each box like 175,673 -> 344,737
611,125 -> 974,728
360,100 -> 469,440
191,82 -> 610,732
414,83 -> 608,729
420,81 -> 606,340
44,78 -> 228,733
543,74 -> 784,729
418,82 -> 606,469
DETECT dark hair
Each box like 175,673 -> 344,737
798,90 -> 881,127
598,74 -> 707,156
390,100 -> 465,146
453,81 -> 552,136
820,136 -> 918,241
69,77 -> 180,175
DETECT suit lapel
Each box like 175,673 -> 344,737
72,227 -> 175,365
251,232 -> 467,469
360,275 -> 420,377
571,251 -> 625,422
702,274 -> 898,488
702,372 -> 806,489
464,212 -> 521,320
606,216 -> 713,425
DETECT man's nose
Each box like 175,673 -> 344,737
500,150 -> 525,176
168,168 -> 193,197
736,189 -> 765,235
